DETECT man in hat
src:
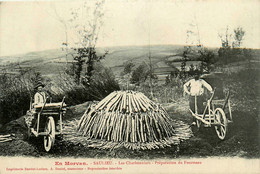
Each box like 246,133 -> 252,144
24,81 -> 49,130
183,71 -> 213,125
33,81 -> 48,107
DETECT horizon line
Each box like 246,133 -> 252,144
0,43 -> 259,58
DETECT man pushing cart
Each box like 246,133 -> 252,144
184,71 -> 232,140
24,81 -> 66,152
183,71 -> 213,125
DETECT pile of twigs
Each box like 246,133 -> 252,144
77,91 -> 191,150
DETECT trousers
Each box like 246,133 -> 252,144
189,95 -> 205,114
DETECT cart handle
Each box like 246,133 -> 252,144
36,97 -> 49,133
200,88 -> 216,119
222,90 -> 230,110
39,96 -> 49,115
208,88 -> 216,102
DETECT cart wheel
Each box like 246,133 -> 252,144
214,108 -> 227,140
44,117 -> 55,152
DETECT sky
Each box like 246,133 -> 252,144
0,0 -> 260,56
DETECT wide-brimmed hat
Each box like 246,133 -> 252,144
34,81 -> 45,89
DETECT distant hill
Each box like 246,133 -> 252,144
0,45 -> 184,76
0,45 -> 259,79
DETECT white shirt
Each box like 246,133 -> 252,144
33,92 -> 47,105
184,79 -> 213,96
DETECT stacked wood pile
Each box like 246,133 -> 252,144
77,91 -> 191,150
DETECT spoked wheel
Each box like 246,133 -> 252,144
214,108 -> 227,140
44,117 -> 55,152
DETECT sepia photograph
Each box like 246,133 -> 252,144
0,0 -> 259,173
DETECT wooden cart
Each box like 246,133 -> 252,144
190,73 -> 232,140
28,97 -> 66,152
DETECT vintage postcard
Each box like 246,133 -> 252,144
0,0 -> 259,173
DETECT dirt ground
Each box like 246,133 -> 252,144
0,101 -> 259,159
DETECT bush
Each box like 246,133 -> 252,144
0,73 -> 34,125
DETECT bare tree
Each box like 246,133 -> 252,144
186,14 -> 202,47
218,26 -> 232,48
218,26 -> 233,64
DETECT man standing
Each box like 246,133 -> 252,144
183,71 -> 213,125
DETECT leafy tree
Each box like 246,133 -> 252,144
188,64 -> 195,76
180,46 -> 190,79
198,49 -> 216,73
73,50 -> 85,84
233,27 -> 245,48
218,26 -> 248,64
180,57 -> 186,74
131,63 -> 150,85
